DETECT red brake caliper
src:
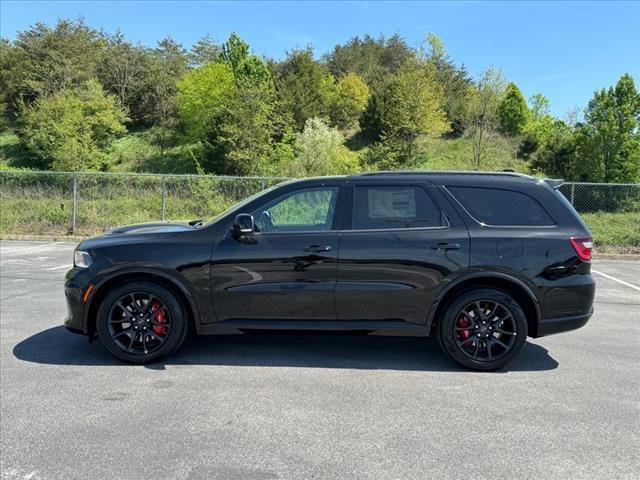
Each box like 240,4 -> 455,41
457,315 -> 471,340
150,300 -> 166,335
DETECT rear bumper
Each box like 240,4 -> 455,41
536,309 -> 593,336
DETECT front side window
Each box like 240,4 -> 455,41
252,187 -> 339,233
448,187 -> 555,226
353,185 -> 444,230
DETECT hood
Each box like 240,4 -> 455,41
106,221 -> 198,235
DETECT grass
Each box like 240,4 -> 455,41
409,134 -> 527,173
581,212 -> 640,254
107,128 -> 201,174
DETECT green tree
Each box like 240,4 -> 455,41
0,38 -> 17,125
329,72 -> 370,130
497,82 -> 529,135
176,62 -> 235,140
97,32 -> 149,122
326,34 -> 416,141
519,93 -> 555,159
273,48 -> 335,131
19,80 -> 127,171
529,93 -> 551,121
142,37 -> 189,155
575,74 -> 640,182
189,34 -> 221,67
8,18 -> 103,103
423,33 -> 474,136
198,33 -> 278,175
290,117 -> 360,176
201,85 -> 277,175
379,61 -> 449,161
530,120 -> 577,178
324,34 -> 414,90
221,33 -> 270,87
461,67 -> 506,168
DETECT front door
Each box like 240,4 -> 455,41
211,185 -> 342,321
336,182 -> 470,324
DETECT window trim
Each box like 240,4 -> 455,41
443,186 -> 558,229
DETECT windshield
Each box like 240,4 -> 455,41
203,180 -> 293,227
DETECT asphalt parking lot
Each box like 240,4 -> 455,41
1,240 -> 638,480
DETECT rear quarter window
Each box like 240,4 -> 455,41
448,186 -> 555,226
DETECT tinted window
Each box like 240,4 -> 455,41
353,185 -> 444,230
252,187 -> 338,232
449,187 -> 555,226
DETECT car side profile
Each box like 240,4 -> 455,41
64,171 -> 595,370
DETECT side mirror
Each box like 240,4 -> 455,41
232,213 -> 255,236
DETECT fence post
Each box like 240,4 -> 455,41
161,174 -> 167,221
261,179 -> 266,191
570,183 -> 575,205
71,173 -> 78,235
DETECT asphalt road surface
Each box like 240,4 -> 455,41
1,241 -> 638,480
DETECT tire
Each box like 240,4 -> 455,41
437,288 -> 528,371
96,281 -> 188,364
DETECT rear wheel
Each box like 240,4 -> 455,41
437,288 -> 528,371
96,281 -> 188,363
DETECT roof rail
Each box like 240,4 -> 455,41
356,170 -> 533,179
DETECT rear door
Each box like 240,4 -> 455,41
335,181 -> 470,324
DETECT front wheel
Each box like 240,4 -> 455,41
437,288 -> 528,371
96,281 -> 188,363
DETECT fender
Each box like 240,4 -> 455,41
83,266 -> 203,334
425,270 -> 542,331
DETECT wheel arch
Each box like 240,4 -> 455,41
427,272 -> 541,337
85,268 -> 201,337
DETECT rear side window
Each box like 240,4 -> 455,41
353,185 -> 444,230
448,187 -> 555,226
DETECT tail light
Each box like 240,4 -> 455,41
570,236 -> 593,261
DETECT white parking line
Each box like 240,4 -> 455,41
592,269 -> 640,292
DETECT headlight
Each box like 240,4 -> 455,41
74,250 -> 93,268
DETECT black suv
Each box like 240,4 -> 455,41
64,172 -> 595,370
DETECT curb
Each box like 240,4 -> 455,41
1,234 -> 84,243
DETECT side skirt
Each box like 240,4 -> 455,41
198,319 -> 431,337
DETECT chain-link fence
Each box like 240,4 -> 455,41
0,171 -> 638,249
0,171 -> 287,236
557,182 -> 640,213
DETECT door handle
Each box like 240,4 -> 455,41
303,245 -> 332,253
431,243 -> 460,251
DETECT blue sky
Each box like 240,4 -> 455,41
1,1 -> 639,117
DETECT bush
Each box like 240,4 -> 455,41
19,80 -> 127,171
290,118 -> 361,176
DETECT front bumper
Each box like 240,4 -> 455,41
64,267 -> 91,335
536,308 -> 593,336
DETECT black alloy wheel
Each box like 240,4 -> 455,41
97,281 -> 188,363
453,300 -> 517,362
107,292 -> 172,355
437,288 -> 528,371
